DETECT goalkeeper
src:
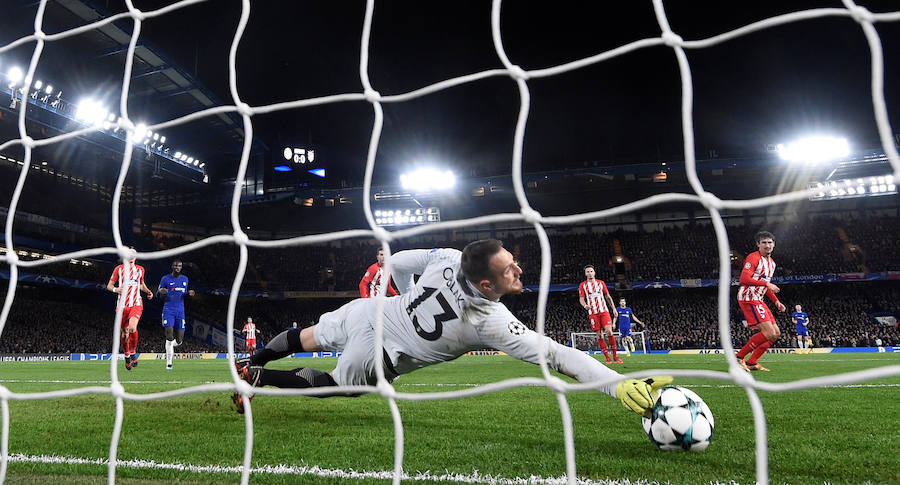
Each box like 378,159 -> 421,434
233,239 -> 670,416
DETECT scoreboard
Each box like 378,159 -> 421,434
270,145 -> 326,187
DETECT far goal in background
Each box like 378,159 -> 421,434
570,331 -> 647,354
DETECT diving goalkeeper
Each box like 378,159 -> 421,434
233,239 -> 670,416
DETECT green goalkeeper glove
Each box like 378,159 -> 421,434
616,376 -> 674,416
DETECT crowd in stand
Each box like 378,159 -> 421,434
1,280 -> 896,354
6,214 -> 899,295
2,212 -> 899,354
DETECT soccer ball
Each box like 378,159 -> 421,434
641,385 -> 714,451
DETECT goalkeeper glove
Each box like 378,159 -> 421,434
616,376 -> 674,416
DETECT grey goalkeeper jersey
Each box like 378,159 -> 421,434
380,248 -> 620,397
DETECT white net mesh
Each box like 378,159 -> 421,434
2,1 -> 900,484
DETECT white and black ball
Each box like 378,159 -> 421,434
641,385 -> 714,451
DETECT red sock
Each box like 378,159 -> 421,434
747,340 -> 772,365
608,334 -> 618,358
597,337 -> 609,357
121,332 -> 129,356
737,332 -> 767,359
128,330 -> 139,355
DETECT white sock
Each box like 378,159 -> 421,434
165,339 -> 173,364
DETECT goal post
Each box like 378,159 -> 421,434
570,331 -> 647,354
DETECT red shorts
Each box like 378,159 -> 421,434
589,312 -> 612,331
246,339 -> 257,349
119,306 -> 143,327
739,301 -> 775,329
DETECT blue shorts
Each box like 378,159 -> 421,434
162,308 -> 186,331
795,325 -> 808,337
619,323 -> 632,337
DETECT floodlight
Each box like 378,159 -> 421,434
134,123 -> 147,140
175,151 -> 182,158
45,85 -> 53,94
75,99 -> 108,125
399,167 -> 457,192
776,136 -> 850,163
153,133 -> 159,141
7,67 -> 23,87
187,157 -> 194,164
160,136 -> 166,143
34,80 -> 42,90
199,163 -> 204,168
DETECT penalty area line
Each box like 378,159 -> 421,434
7,453 -> 683,484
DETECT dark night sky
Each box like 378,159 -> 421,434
3,1 -> 899,185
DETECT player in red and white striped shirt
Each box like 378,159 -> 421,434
359,248 -> 398,298
243,317 -> 262,355
578,265 -> 621,364
106,248 -> 154,370
735,231 -> 786,372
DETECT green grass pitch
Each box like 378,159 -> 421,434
1,353 -> 898,484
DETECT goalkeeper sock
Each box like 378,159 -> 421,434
737,332 -> 767,360
259,367 -> 345,397
747,340 -> 772,365
250,328 -> 302,366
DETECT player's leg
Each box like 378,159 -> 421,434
590,314 -> 611,363
233,302 -> 361,413
120,313 -> 132,370
747,319 -> 778,371
164,326 -> 174,369
603,319 -> 621,363
620,325 -> 632,356
127,316 -> 140,368
163,311 -> 175,370
594,329 -> 611,363
239,327 -> 317,371
736,302 -> 766,369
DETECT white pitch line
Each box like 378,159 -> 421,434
2,380 -> 898,390
5,453 -> 726,485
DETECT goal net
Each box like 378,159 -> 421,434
2,2 -> 900,485
571,331 -> 647,354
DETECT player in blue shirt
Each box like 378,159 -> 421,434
157,260 -> 195,370
616,298 -> 644,355
792,304 -> 810,354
